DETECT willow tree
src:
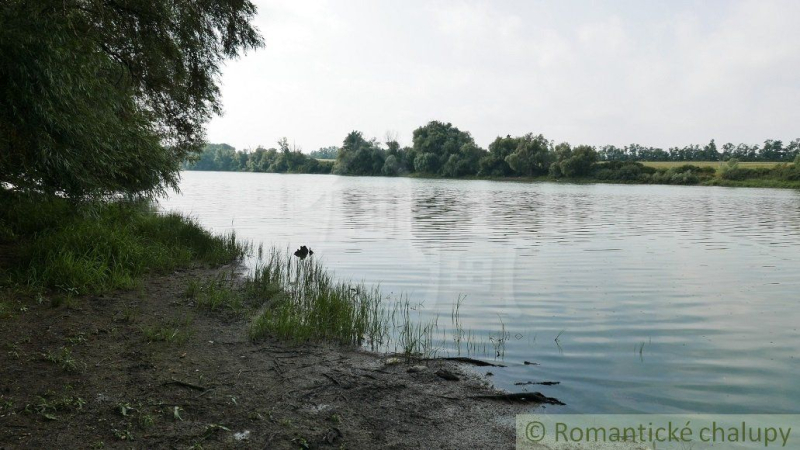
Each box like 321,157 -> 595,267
410,121 -> 475,175
0,0 -> 262,197
505,133 -> 552,177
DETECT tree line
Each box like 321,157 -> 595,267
184,140 -> 332,174
597,140 -> 800,162
185,121 -> 800,185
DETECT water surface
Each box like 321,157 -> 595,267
162,171 -> 800,413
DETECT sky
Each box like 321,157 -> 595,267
207,0 -> 800,153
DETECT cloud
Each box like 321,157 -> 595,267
206,0 -> 800,151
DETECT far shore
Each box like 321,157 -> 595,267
182,164 -> 800,190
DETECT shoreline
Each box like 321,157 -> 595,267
181,168 -> 800,190
0,264 -> 547,449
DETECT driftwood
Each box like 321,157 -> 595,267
513,381 -> 560,386
435,369 -> 460,381
469,392 -> 565,405
425,357 -> 506,367
165,378 -> 207,391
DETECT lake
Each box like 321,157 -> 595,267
162,171 -> 800,414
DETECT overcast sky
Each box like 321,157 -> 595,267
207,0 -> 800,152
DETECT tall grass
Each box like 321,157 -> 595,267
0,190 -> 247,294
246,248 -> 510,360
388,297 -> 439,359
248,248 -> 384,346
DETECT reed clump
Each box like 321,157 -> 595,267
248,248 -> 384,347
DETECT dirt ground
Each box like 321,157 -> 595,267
0,265 -> 558,449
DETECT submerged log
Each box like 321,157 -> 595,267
435,369 -> 460,381
425,357 -> 506,367
470,392 -> 565,405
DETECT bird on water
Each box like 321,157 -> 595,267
293,245 -> 313,259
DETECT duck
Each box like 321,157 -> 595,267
293,245 -> 314,259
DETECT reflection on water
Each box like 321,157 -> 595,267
162,171 -> 800,414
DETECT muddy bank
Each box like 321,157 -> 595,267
0,265 -> 558,449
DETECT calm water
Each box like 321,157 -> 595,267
162,171 -> 800,414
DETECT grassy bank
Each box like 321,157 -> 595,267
0,191 -> 247,296
641,161 -> 781,170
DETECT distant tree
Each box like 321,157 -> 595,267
382,155 -> 401,176
721,143 -> 735,161
413,152 -> 439,174
479,135 -> 519,176
386,140 -> 401,155
505,133 -> 551,177
552,145 -> 597,177
788,139 -> 800,161
334,131 -> 385,175
600,145 -> 626,161
553,142 -> 572,162
246,147 -> 277,172
309,146 -> 339,160
214,146 -> 238,171
701,139 -> 720,161
187,144 -> 236,171
762,139 -> 786,161
438,143 -> 484,177
184,141 -> 331,174
410,121 -> 475,175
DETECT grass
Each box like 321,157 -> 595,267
245,248 -> 511,360
0,190 -> 247,295
43,346 -> 83,373
186,273 -> 245,312
248,248 -> 384,346
641,161 -> 781,171
25,389 -> 86,421
116,305 -> 139,323
141,316 -> 194,344
0,299 -> 11,319
703,177 -> 800,189
388,297 -> 438,359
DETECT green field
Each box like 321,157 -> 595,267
641,161 -> 781,170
